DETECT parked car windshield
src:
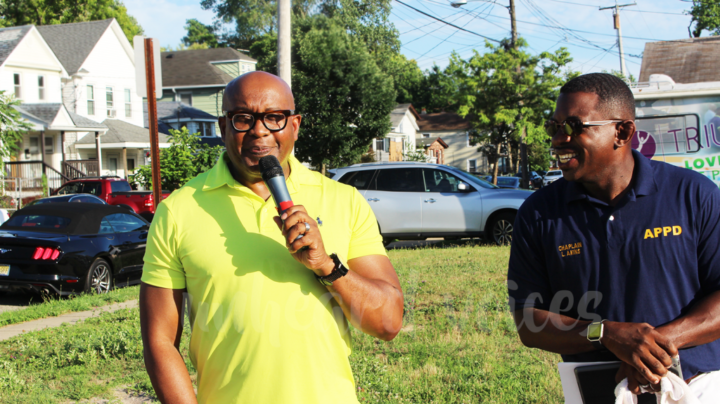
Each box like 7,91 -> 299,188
547,170 -> 562,176
446,168 -> 498,189
4,214 -> 72,229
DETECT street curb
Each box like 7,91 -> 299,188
0,299 -> 139,341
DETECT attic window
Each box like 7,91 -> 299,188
166,54 -> 174,58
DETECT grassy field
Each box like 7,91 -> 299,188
0,243 -> 563,403
0,285 -> 140,327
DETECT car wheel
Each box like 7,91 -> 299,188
84,258 -> 112,294
489,212 -> 516,246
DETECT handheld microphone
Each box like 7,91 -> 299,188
260,155 -> 294,213
259,156 -> 303,241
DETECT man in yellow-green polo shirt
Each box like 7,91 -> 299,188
139,71 -> 404,404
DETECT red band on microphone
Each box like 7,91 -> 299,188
279,201 -> 294,212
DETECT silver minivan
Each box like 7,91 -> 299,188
333,162 -> 532,245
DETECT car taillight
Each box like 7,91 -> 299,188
145,195 -> 153,207
33,247 -> 61,261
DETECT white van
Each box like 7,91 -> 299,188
632,75 -> 720,188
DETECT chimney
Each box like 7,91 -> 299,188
421,108 -> 427,115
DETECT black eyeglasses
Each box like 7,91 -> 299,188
225,110 -> 296,132
544,119 -> 622,137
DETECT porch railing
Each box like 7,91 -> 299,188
64,160 -> 99,179
4,161 -> 71,193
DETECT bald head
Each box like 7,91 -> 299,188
222,71 -> 295,112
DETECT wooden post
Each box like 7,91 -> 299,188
95,131 -> 101,176
145,38 -> 162,209
60,131 -> 65,163
122,147 -> 128,178
39,130 -> 46,165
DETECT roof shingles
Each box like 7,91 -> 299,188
161,48 -> 257,87
36,19 -> 113,75
639,37 -> 720,83
76,119 -> 168,144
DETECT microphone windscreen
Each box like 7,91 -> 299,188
259,156 -> 284,181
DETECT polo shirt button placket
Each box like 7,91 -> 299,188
607,214 -> 615,242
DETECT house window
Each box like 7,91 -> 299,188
179,92 -> 192,106
422,133 -> 430,138
124,89 -> 132,118
398,122 -> 404,133
467,159 -> 477,173
13,73 -> 21,99
466,131 -> 471,147
45,137 -> 53,154
374,138 -> 389,153
29,137 -> 39,156
200,122 -> 214,137
87,85 -> 95,115
106,87 -> 114,116
38,76 -> 45,100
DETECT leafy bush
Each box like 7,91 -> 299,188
130,127 -> 224,191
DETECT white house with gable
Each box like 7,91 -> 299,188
0,25 -> 110,193
372,104 -> 420,162
38,19 -> 158,178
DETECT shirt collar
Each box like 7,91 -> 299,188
564,148 -> 658,204
202,152 -> 321,193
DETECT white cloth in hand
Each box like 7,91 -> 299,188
614,372 -> 701,404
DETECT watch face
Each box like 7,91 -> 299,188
587,323 -> 602,340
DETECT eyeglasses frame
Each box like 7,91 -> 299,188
544,119 -> 624,137
225,110 -> 297,133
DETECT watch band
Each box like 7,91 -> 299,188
316,253 -> 349,286
587,320 -> 606,350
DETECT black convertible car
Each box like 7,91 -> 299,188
0,203 -> 149,295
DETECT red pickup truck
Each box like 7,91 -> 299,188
54,177 -> 170,221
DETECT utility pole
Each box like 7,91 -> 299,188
508,0 -> 530,189
277,0 -> 291,88
600,1 -> 636,78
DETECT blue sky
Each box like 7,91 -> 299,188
125,0 -> 696,80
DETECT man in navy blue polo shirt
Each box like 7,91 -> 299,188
508,73 -> 720,402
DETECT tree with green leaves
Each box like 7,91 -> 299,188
687,0 -> 720,37
0,0 -> 143,43
130,127 -> 223,191
446,38 -> 574,183
291,16 -> 395,172
183,19 -> 222,48
0,91 -> 30,169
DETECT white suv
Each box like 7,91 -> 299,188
333,162 -> 532,245
543,170 -> 563,187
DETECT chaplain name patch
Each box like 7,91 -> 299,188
643,226 -> 682,239
558,242 -> 582,257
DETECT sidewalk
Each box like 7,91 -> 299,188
0,299 -> 138,341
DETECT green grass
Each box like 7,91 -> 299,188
0,244 -> 563,403
0,285 -> 140,327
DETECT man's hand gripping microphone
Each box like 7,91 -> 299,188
259,156 -> 303,241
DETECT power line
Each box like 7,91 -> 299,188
394,0 -> 502,43
546,0 -> 686,14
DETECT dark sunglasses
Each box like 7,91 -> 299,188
225,110 -> 296,132
544,119 -> 622,137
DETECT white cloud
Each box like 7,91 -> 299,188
124,0 -> 217,48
